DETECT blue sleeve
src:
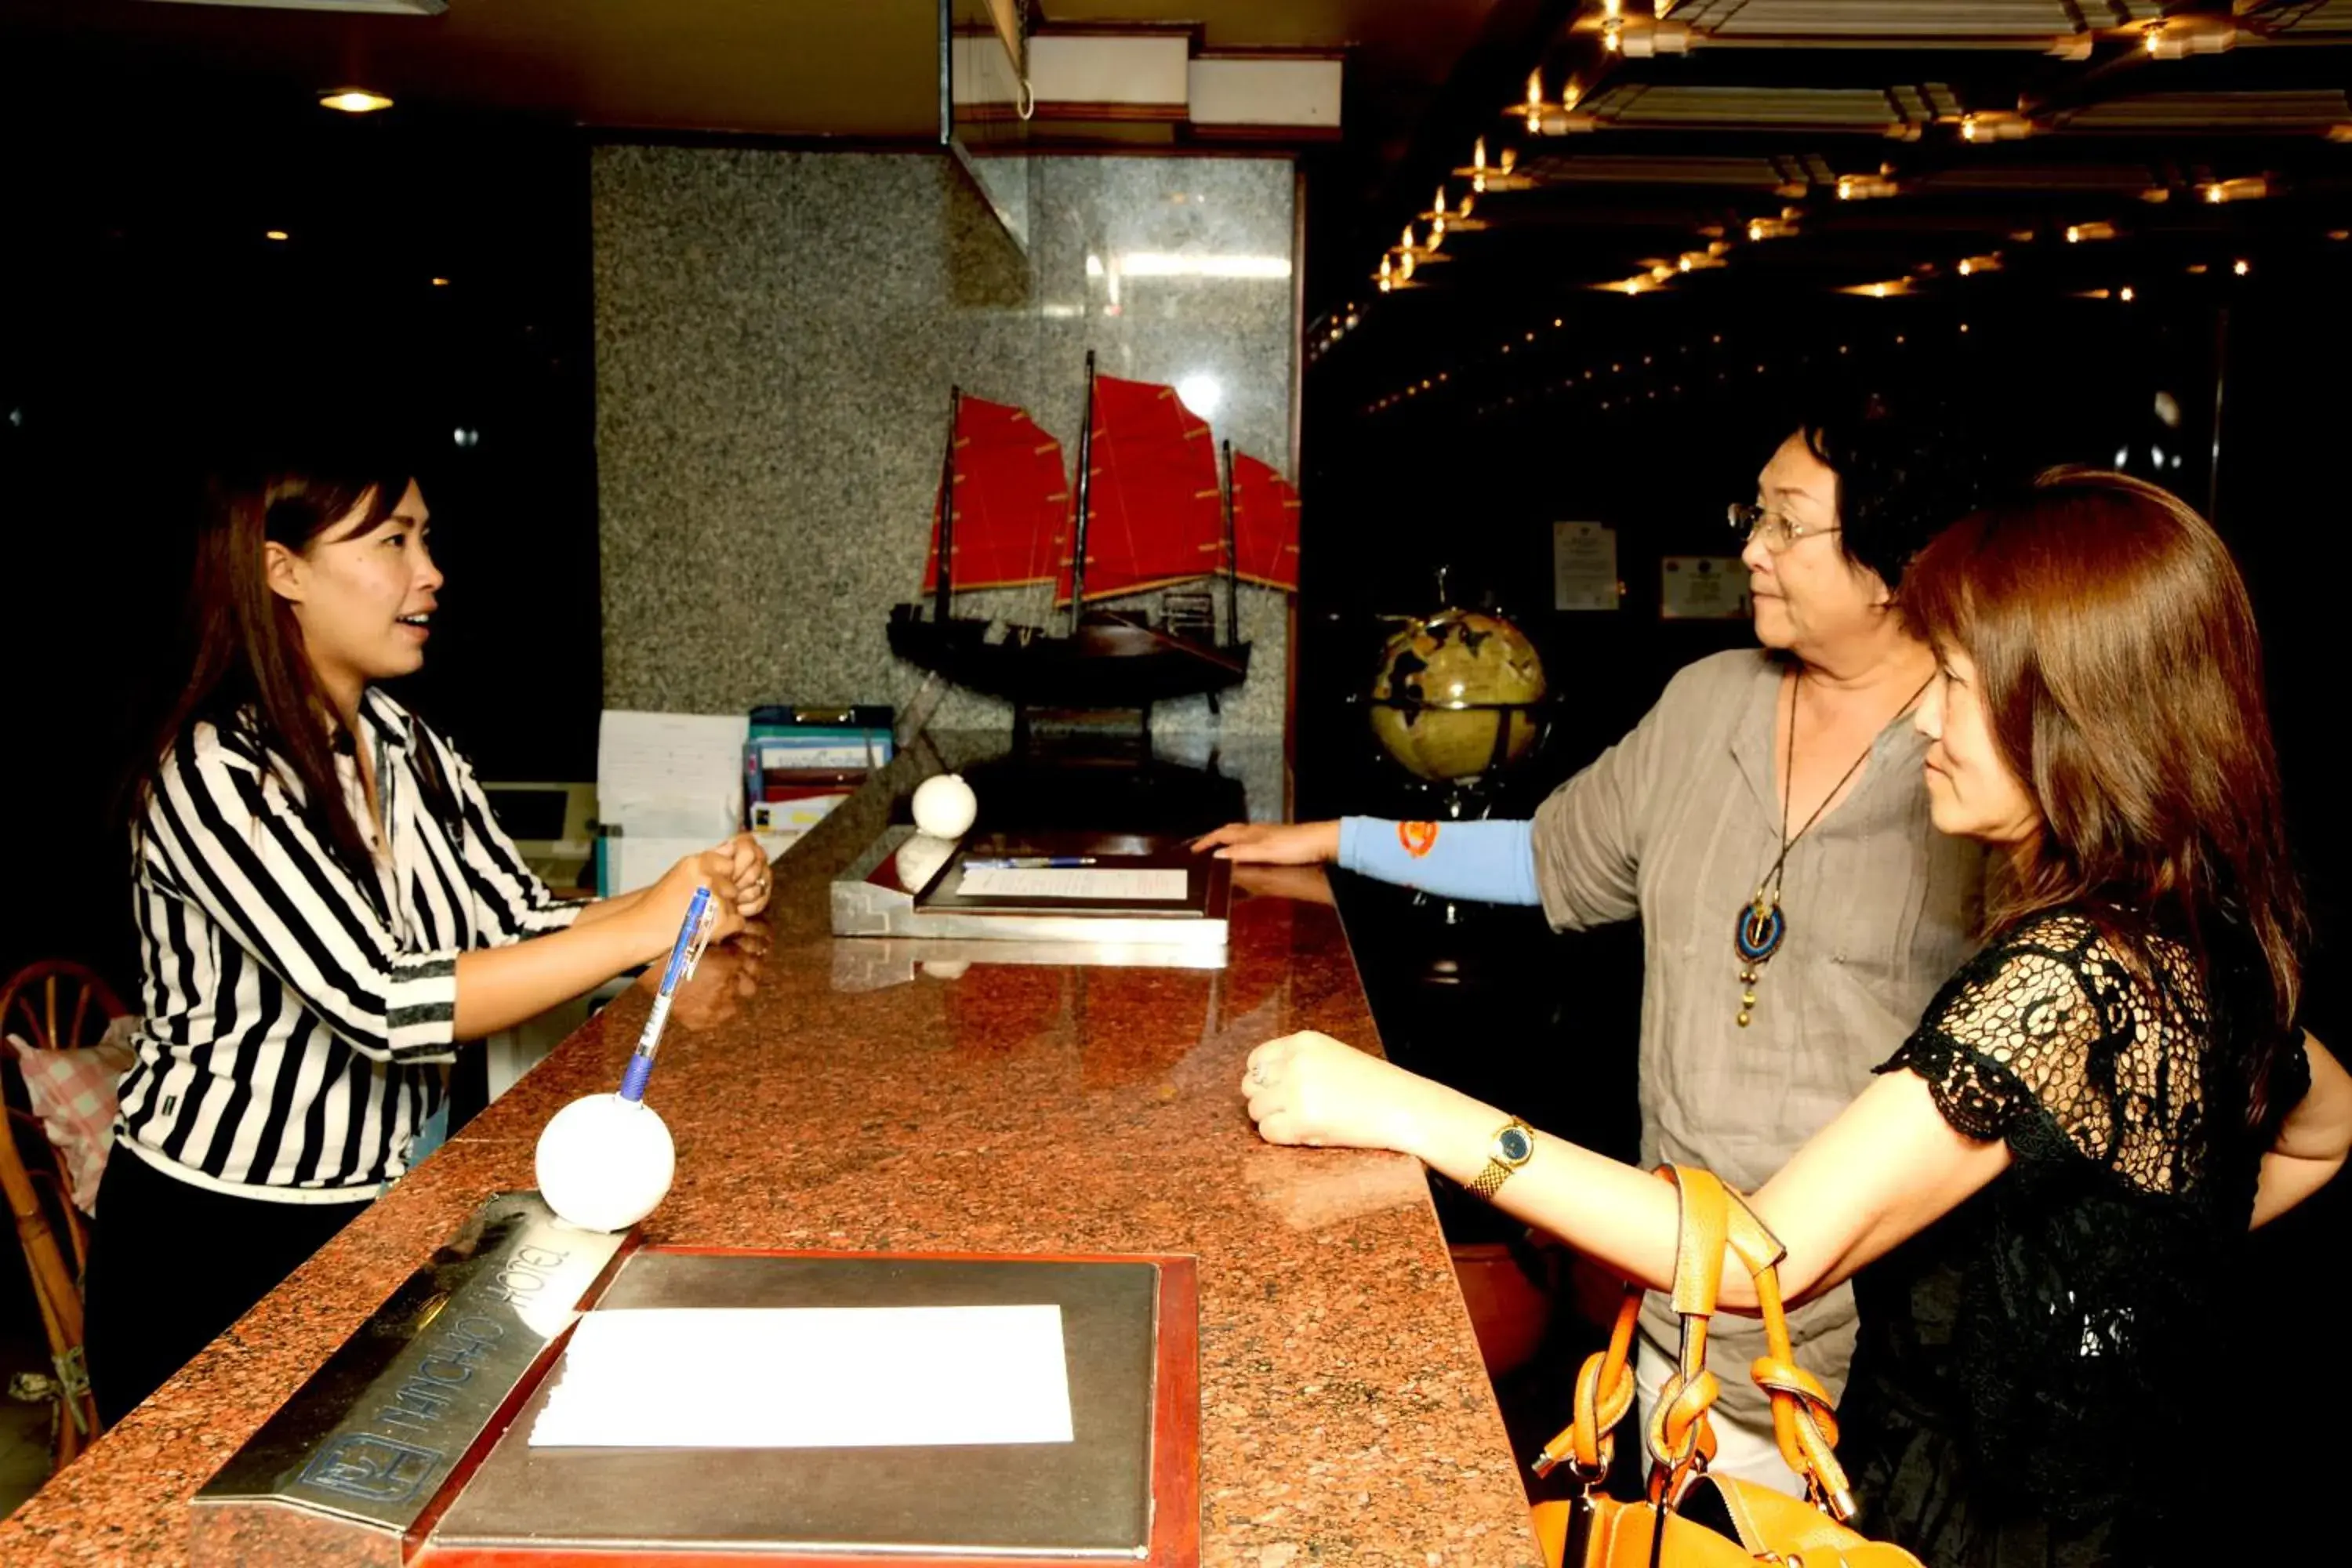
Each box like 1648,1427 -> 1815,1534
1338,817 -> 1542,906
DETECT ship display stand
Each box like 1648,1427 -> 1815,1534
886,352 -> 1299,770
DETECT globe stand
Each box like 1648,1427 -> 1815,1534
1363,695 -> 1559,823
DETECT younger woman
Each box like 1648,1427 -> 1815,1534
85,454 -> 770,1425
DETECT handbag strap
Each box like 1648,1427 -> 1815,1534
1533,1165 -> 1859,1521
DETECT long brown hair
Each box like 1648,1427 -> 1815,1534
1902,469 -> 2305,1120
129,457 -> 416,888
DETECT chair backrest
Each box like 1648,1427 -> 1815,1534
0,960 -> 128,1468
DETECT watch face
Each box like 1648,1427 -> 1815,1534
1497,1126 -> 1533,1163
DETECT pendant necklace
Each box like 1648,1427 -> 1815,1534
1734,668 -> 1935,1027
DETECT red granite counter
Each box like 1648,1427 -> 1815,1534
0,800 -> 1541,1566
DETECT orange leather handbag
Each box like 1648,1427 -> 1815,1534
1528,1167 -> 1922,1568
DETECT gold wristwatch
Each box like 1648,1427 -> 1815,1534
1469,1119 -> 1537,1200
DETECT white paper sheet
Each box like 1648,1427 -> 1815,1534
596,710 -> 749,839
528,1305 -> 1075,1449
955,866 -> 1189,902
601,833 -> 720,898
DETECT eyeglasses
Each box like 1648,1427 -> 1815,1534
1728,503 -> 1840,554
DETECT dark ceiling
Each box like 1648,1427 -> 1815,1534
1322,1 -> 2352,343
0,0 -> 1502,142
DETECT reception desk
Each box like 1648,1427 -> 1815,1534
0,739 -> 1543,1567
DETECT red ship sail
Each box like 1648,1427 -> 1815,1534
1229,452 -> 1301,592
1058,376 -> 1225,604
923,395 -> 1069,593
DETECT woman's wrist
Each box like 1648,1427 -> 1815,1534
1392,1077 -> 1489,1166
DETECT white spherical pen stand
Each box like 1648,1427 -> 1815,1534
910,771 -> 978,839
535,1091 -> 677,1232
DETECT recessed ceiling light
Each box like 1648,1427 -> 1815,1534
264,230 -> 289,241
320,88 -> 394,114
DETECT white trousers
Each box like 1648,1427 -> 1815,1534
1634,1334 -> 1805,1498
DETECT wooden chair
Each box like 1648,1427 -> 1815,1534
0,960 -> 127,1468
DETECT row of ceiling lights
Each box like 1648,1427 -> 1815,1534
1567,4 -> 2243,62
1352,0 -> 2326,326
1355,238 -> 2321,416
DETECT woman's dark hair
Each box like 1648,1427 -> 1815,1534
129,454 -> 445,890
1902,469 -> 2306,1126
1799,376 -> 2002,593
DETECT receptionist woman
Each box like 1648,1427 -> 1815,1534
83,453 -> 769,1425
1196,385 -> 2002,1489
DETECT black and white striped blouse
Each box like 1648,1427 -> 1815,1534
122,687 -> 580,1203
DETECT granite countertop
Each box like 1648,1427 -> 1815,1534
0,740 -> 1541,1567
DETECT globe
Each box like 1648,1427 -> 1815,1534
1369,608 -> 1548,782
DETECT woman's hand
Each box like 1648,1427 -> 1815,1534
1241,1030 -> 1448,1156
1191,820 -> 1342,865
636,853 -> 745,962
706,832 -> 774,918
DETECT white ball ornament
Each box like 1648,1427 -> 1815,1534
535,1092 -> 677,1232
892,831 -> 956,894
910,772 -> 978,839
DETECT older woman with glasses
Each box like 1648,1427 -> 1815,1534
1195,384 -> 2009,1489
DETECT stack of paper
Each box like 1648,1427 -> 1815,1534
528,1305 -> 1076,1450
596,711 -> 750,896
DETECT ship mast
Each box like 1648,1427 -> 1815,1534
932,386 -> 960,622
1067,350 -> 1098,631
1220,439 -> 1240,649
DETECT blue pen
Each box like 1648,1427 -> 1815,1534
619,885 -> 716,1103
963,855 -> 1098,869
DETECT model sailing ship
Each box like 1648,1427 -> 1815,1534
888,351 -> 1301,712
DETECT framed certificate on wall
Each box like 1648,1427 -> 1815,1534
1552,521 -> 1620,611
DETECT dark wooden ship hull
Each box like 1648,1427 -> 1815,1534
890,605 -> 1251,708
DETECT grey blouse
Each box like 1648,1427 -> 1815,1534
1530,648 -> 1984,1428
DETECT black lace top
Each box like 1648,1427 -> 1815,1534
1838,908 -> 2307,1567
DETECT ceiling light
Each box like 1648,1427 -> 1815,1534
1517,70 -> 1588,135
2198,176 -> 2270,205
264,230 -> 289,241
430,276 -> 450,287
2120,286 -> 2136,302
2063,220 -> 2115,244
319,87 -> 394,114
2142,16 -> 2236,59
2234,259 -> 2250,276
1955,110 -> 2029,143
